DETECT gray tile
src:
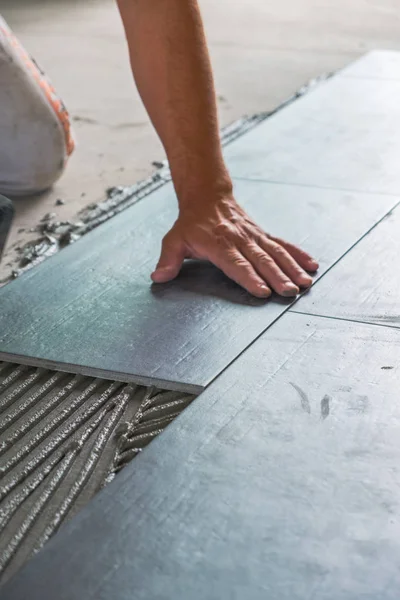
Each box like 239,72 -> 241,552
3,313 -> 400,600
0,180 -> 396,391
292,204 -> 400,328
340,50 -> 400,80
225,73 -> 400,195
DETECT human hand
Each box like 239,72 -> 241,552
151,193 -> 319,298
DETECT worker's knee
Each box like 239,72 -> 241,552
0,120 -> 70,197
0,113 -> 70,197
0,116 -> 70,197
0,16 -> 74,196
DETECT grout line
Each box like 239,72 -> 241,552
203,197 -> 400,390
290,310 -> 400,332
232,176 -> 400,199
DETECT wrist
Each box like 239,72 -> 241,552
173,166 -> 233,211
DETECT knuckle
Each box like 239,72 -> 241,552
248,227 -> 265,246
270,244 -> 287,259
254,233 -> 263,246
254,252 -> 274,267
233,258 -> 248,269
214,223 -> 244,248
225,252 -> 248,270
230,255 -> 246,268
214,222 -> 232,237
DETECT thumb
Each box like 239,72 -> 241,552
151,233 -> 186,283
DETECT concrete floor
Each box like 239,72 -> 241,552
1,0 -> 400,276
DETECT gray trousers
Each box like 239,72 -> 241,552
0,15 -> 74,195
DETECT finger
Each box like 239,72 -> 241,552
151,234 -> 186,283
267,235 -> 319,272
212,248 -> 271,298
242,242 -> 299,297
259,238 -> 313,288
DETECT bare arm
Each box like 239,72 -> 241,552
117,0 -> 318,297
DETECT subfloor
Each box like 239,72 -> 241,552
1,0 -> 400,277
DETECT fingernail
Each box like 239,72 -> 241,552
151,268 -> 174,283
299,275 -> 313,287
308,259 -> 319,271
153,267 -> 174,277
258,285 -> 271,298
282,284 -> 299,297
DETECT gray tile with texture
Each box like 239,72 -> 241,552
292,203 -> 400,328
2,313 -> 400,600
3,52 -> 400,597
225,75 -> 400,195
340,50 -> 400,80
0,180 -> 395,391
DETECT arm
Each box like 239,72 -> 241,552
116,0 -> 318,298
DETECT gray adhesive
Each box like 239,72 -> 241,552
0,361 -> 196,584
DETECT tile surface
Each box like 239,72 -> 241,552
3,53 -> 400,596
0,179 -> 395,391
292,204 -> 400,328
340,50 -> 400,80
225,76 -> 400,195
3,313 -> 400,600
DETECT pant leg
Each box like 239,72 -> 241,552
0,16 -> 75,196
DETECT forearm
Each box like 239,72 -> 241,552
116,0 -> 232,207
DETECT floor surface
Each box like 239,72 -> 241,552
0,173 -> 397,390
1,58 -> 399,390
1,38 -> 400,600
3,313 -> 400,600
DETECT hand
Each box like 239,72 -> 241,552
151,194 -> 319,298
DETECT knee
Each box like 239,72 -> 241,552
23,116 -> 72,195
0,17 -> 75,196
0,104 -> 75,197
